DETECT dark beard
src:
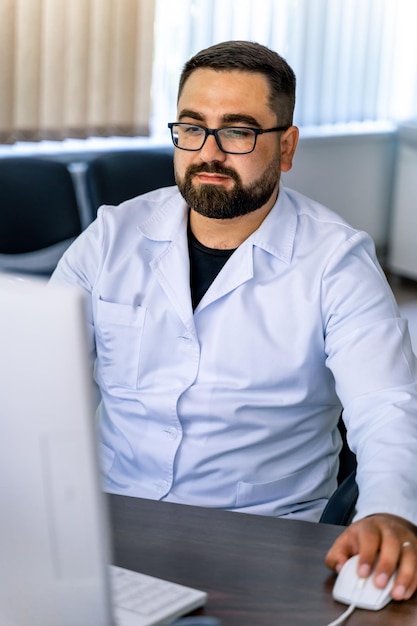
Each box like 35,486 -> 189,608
175,160 -> 280,219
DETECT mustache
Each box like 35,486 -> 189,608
185,163 -> 241,182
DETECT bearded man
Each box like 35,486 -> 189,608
51,40 -> 417,602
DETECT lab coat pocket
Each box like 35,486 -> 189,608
95,299 -> 146,389
236,467 -> 320,514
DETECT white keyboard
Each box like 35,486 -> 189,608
110,565 -> 207,626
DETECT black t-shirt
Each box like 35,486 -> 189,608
187,221 -> 236,310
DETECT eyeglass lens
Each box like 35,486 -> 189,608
171,124 -> 257,153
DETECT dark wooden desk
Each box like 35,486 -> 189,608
109,494 -> 417,626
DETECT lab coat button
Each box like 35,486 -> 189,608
155,480 -> 169,493
166,427 -> 178,440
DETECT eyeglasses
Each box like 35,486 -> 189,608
167,122 -> 289,155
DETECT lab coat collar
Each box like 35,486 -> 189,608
138,184 -> 297,266
138,188 -> 187,242
137,185 -> 298,319
249,184 -> 297,265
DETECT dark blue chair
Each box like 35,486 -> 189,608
85,147 -> 175,221
0,157 -> 81,276
319,416 -> 358,525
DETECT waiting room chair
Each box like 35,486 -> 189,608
0,157 -> 82,276
85,147 -> 175,221
319,416 -> 358,526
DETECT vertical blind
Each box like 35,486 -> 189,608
1,0 -> 416,145
151,0 -> 417,137
0,0 -> 155,143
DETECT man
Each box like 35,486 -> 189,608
51,41 -> 417,600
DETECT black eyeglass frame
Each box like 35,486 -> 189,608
167,122 -> 289,155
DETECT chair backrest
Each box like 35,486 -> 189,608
85,147 -> 175,221
319,416 -> 358,525
0,157 -> 82,276
336,416 -> 357,483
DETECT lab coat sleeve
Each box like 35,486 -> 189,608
49,210 -> 105,364
322,230 -> 417,525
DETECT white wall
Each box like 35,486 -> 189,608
386,122 -> 417,279
282,125 -> 398,260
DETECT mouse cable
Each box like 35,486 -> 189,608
169,618 -> 222,626
324,602 -> 356,626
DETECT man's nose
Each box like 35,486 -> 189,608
198,132 -> 227,163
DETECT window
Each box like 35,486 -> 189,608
1,0 -> 417,147
151,0 -> 417,138
0,0 -> 155,144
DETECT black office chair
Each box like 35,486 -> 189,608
319,416 -> 358,526
85,147 -> 175,221
0,157 -> 82,276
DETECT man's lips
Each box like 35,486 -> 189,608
194,172 -> 232,185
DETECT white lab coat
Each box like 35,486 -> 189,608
51,185 -> 417,523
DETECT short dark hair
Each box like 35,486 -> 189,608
178,40 -> 296,126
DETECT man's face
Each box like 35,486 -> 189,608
174,69 -> 283,220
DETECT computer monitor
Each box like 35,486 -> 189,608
0,274 -> 113,625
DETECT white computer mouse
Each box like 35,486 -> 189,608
332,554 -> 396,610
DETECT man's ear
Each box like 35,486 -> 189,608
280,126 -> 299,172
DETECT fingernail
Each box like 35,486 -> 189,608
358,563 -> 371,577
393,584 -> 406,599
375,573 -> 389,587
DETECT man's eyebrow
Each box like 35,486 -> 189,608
177,110 -> 262,128
178,109 -> 204,121
221,113 -> 261,127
